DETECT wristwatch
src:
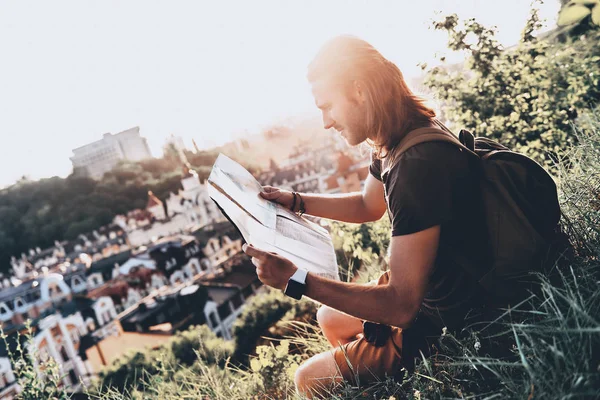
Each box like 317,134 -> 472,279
284,269 -> 308,300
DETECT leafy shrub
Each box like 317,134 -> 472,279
169,325 -> 234,368
95,348 -> 170,394
424,6 -> 600,167
96,324 -> 232,394
231,288 -> 297,364
249,340 -> 301,399
1,325 -> 71,400
330,217 -> 391,281
556,108 -> 600,254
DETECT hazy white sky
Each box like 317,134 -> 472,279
0,0 -> 560,188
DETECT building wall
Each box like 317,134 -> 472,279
0,357 -> 17,397
70,127 -> 152,179
32,313 -> 92,390
85,331 -> 171,372
115,127 -> 152,162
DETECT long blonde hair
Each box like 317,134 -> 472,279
307,35 -> 436,160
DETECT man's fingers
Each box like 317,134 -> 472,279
260,190 -> 279,199
243,243 -> 268,260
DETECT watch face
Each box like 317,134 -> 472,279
285,279 -> 305,300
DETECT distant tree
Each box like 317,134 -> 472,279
0,143 -> 255,274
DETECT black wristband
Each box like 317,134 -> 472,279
297,192 -> 306,216
291,192 -> 297,212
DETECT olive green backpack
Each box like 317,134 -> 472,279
384,124 -> 562,304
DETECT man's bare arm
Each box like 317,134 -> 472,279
296,174 -> 387,223
302,225 -> 440,327
244,225 -> 440,327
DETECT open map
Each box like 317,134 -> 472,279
207,154 -> 340,281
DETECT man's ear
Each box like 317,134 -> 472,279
352,80 -> 366,105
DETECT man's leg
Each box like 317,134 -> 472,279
316,305 -> 363,348
294,350 -> 342,399
295,327 -> 403,398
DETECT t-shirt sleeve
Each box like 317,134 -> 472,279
369,150 -> 383,181
385,145 -> 455,236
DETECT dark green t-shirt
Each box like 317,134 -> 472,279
370,141 -> 490,334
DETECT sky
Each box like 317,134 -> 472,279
0,0 -> 560,188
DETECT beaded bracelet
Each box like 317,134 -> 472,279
296,192 -> 306,217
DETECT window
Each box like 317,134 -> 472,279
231,293 -> 243,309
59,346 -> 69,362
14,297 -> 26,310
72,275 -> 84,288
70,330 -> 80,344
218,303 -> 231,320
68,369 -> 78,387
0,303 -> 11,316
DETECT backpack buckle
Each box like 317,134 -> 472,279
459,129 -> 475,151
363,321 -> 392,347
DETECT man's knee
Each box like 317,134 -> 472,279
294,361 -> 309,394
316,305 -> 336,329
316,305 -> 327,328
294,352 -> 341,398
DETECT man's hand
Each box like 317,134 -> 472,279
243,243 -> 298,291
259,186 -> 295,211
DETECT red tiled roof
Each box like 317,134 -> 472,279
146,191 -> 163,209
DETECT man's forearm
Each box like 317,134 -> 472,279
298,192 -> 376,223
304,272 -> 415,328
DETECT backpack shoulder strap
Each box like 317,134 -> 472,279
382,127 -> 477,175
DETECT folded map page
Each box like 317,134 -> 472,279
208,154 -> 340,281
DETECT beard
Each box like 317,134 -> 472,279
341,103 -> 369,146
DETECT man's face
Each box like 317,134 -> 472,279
311,80 -> 368,146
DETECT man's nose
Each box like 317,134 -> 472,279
322,112 -> 335,130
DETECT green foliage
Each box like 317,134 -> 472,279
231,288 -> 297,364
556,108 -> 600,254
424,7 -> 600,168
1,325 -> 71,400
95,324 -> 233,394
249,341 -> 300,399
330,217 -> 391,281
169,325 -> 234,368
95,347 -> 169,394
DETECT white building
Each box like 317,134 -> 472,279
70,127 -> 152,179
31,313 -> 94,390
122,168 -> 224,247
164,168 -> 221,225
0,357 -> 18,399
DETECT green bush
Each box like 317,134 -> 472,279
330,217 -> 391,281
169,325 -> 234,368
424,7 -> 600,167
1,325 -> 71,400
95,348 -> 170,394
95,324 -> 233,395
231,288 -> 297,364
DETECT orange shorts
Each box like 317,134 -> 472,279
332,271 -> 403,385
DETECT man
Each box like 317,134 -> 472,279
242,35 -> 489,398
